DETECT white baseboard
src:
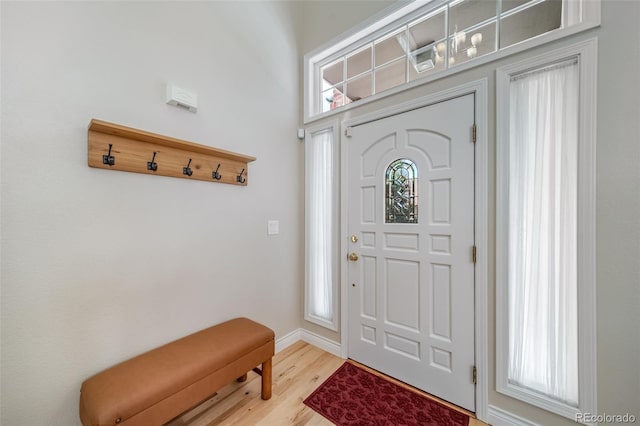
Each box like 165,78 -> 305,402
275,328 -> 343,358
299,329 -> 342,357
275,328 -> 303,353
487,405 -> 540,426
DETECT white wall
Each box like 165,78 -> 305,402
297,0 -> 640,424
592,1 -> 640,420
3,1 -> 638,425
1,2 -> 301,425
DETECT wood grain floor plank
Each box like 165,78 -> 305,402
169,342 -> 487,426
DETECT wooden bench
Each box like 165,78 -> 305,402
79,317 -> 274,426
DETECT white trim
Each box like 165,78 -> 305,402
339,79 -> 489,422
473,78 -> 489,423
275,328 -> 304,354
340,79 -> 483,128
304,120 -> 340,332
495,38 -> 598,423
276,328 -> 343,358
304,0 -> 601,123
339,118 -> 350,361
304,0 -> 429,65
487,405 -> 541,426
304,0 -> 431,122
300,329 -> 343,358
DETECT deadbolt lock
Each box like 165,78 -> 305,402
350,235 -> 358,243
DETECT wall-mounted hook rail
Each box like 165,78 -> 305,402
103,144 -> 115,166
88,119 -> 255,185
212,163 -> 222,180
237,168 -> 246,184
147,151 -> 158,171
183,158 -> 193,176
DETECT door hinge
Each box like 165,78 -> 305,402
472,245 -> 477,264
472,124 -> 477,144
472,366 -> 477,385
345,127 -> 352,138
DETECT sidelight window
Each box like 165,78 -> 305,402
496,39 -> 597,420
304,122 -> 339,330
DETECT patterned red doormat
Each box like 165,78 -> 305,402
304,362 -> 470,426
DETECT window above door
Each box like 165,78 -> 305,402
304,0 -> 600,123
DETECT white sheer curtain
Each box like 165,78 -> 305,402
507,58 -> 579,406
308,129 -> 333,322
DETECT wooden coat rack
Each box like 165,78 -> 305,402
87,119 -> 256,186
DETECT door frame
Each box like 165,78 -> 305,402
339,79 -> 489,422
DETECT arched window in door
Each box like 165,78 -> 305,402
385,158 -> 418,223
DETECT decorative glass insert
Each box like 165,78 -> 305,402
385,158 -> 419,223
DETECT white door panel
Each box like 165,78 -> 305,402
347,94 -> 476,411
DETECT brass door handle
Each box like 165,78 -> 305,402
348,253 -> 359,261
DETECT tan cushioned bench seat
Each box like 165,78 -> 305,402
79,317 -> 274,426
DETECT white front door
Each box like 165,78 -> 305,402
346,94 -> 476,411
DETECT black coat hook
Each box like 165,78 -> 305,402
147,151 -> 158,172
237,168 -> 246,183
212,163 -> 222,180
103,144 -> 115,166
183,158 -> 193,176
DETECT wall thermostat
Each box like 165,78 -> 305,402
166,84 -> 198,113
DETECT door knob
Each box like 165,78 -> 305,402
348,253 -> 359,261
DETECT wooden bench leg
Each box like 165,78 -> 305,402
237,373 -> 248,382
261,358 -> 272,400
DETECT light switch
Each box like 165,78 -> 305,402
267,220 -> 279,235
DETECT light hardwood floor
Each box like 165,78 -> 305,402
168,341 -> 488,426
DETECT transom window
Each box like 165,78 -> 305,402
305,0 -> 600,121
385,158 -> 419,224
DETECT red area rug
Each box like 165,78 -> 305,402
303,362 -> 470,426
